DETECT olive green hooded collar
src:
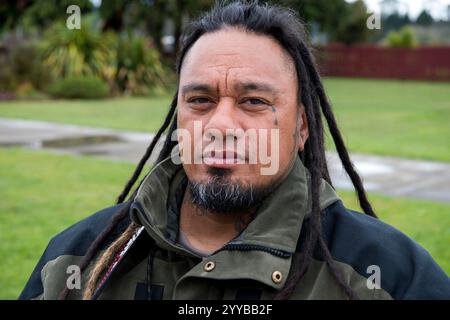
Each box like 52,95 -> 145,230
130,156 -> 341,257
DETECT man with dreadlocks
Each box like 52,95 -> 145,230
20,1 -> 449,300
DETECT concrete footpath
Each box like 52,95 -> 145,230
1,118 -> 449,203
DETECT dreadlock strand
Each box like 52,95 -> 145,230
317,90 -> 376,218
83,222 -> 141,300
116,91 -> 178,204
296,44 -> 376,218
274,69 -> 322,298
318,236 -> 359,300
59,93 -> 179,300
57,201 -> 132,300
156,113 -> 179,163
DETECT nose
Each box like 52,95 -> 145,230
203,97 -> 242,141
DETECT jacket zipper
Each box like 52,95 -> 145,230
214,243 -> 292,259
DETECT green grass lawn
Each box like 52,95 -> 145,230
0,96 -> 171,134
324,78 -> 450,162
0,78 -> 449,161
0,148 -> 145,299
1,148 -> 449,299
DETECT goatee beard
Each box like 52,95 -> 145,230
187,167 -> 274,214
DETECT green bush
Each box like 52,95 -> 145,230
40,23 -> 172,96
48,76 -> 109,99
40,22 -> 115,81
114,34 -> 171,96
385,26 -> 418,48
0,39 -> 53,95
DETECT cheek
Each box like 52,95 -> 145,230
176,120 -> 203,165
176,109 -> 194,159
276,117 -> 299,162
277,110 -> 298,140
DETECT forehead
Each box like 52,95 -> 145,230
179,27 -> 296,86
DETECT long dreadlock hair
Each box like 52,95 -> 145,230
59,1 -> 377,300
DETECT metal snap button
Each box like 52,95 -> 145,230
204,261 -> 216,272
272,270 -> 283,284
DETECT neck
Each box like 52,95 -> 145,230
179,190 -> 255,255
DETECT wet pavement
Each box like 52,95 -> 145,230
1,118 -> 449,203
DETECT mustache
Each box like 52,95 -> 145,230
202,149 -> 247,160
206,166 -> 232,177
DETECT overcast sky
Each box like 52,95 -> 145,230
349,0 -> 450,20
91,0 -> 450,21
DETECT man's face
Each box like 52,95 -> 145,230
177,28 -> 308,208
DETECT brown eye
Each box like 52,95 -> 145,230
189,97 -> 211,104
187,97 -> 214,111
242,98 -> 266,105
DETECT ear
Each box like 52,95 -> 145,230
297,105 -> 309,152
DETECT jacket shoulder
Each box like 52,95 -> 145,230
18,202 -> 129,300
320,200 -> 450,299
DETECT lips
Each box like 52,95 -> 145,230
203,150 -> 246,165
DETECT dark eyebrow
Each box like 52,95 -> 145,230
181,83 -> 216,96
181,81 -> 279,96
234,81 -> 278,95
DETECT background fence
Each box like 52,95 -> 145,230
318,44 -> 450,81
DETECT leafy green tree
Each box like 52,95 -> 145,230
130,0 -> 213,56
334,0 -> 372,44
271,0 -> 372,44
0,0 -> 92,33
99,0 -> 128,32
382,13 -> 411,32
0,0 -> 33,33
416,10 -> 434,26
